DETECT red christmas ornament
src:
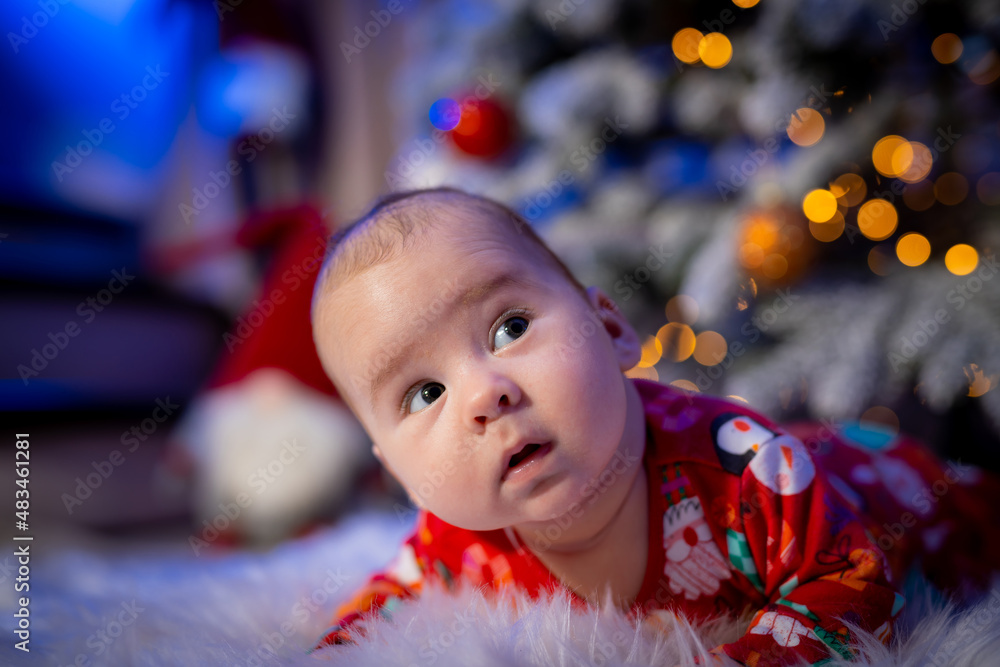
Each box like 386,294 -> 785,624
449,96 -> 514,158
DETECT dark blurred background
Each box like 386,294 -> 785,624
2,0 -> 999,557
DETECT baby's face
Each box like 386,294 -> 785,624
314,217 -> 642,532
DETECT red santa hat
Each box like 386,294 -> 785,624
206,203 -> 338,398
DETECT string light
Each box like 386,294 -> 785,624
638,335 -> 663,368
739,242 -> 765,268
931,34 -> 963,64
761,253 -> 788,279
857,199 -> 898,241
669,379 -> 699,392
802,188 -> 838,222
969,49 -> 1000,85
787,108 -> 825,147
945,244 -> 978,275
892,141 -> 933,183
672,28 -> 703,64
809,211 -> 845,242
872,135 -> 908,177
698,32 -> 732,69
867,245 -> 895,276
665,295 -> 700,325
626,366 -> 659,381
831,173 -> 867,207
694,331 -> 728,366
739,214 -> 781,268
860,406 -> 899,434
657,323 -> 696,362
895,233 -> 931,267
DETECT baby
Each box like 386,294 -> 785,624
310,187 -> 999,665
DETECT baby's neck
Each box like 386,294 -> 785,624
527,454 -> 646,554
513,379 -> 650,606
522,450 -> 649,607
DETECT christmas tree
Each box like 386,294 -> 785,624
378,0 -> 1000,468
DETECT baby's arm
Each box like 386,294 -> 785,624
717,432 -> 903,665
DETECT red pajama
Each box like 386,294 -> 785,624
316,380 -> 1000,665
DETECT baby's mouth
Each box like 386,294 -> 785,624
508,443 -> 542,468
501,441 -> 553,483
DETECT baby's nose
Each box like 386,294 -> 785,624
475,394 -> 511,425
465,373 -> 521,425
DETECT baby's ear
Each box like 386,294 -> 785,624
586,287 -> 642,371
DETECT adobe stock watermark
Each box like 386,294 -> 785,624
612,244 -> 675,302
239,568 -> 349,666
350,276 -> 464,398
387,372 -> 640,527
179,106 -> 297,224
51,66 -> 170,182
61,397 -> 180,515
214,0 -> 245,21
410,603 -> 477,666
526,448 -> 640,552
888,254 -> 998,372
877,0 -> 928,41
7,0 -> 70,54
927,588 -> 1000,666
854,126 -> 962,241
543,0 -> 589,30
189,438 -> 306,555
223,234 -> 326,352
738,288 -> 799,345
553,301 -> 620,363
55,599 -> 145,666
519,115 -> 631,221
716,85 -> 833,202
874,459 -> 971,553
384,73 -> 502,190
677,288 -> 800,396
16,268 -> 135,385
339,0 -> 413,63
0,556 -> 14,586
391,437 -> 492,524
832,126 -> 962,246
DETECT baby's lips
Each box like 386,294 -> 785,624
499,438 -> 552,483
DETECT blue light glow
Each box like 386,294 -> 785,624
429,98 -> 461,131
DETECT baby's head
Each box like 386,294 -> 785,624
312,188 -> 645,535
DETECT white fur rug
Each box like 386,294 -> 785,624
5,511 -> 999,666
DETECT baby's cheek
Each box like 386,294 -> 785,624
549,340 -> 619,407
414,458 -> 487,519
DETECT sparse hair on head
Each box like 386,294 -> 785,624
310,186 -> 586,321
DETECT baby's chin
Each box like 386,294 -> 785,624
435,512 -> 511,533
431,494 -> 577,534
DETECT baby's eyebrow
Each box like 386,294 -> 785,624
367,272 -> 533,410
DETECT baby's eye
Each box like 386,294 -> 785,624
408,382 -> 445,414
494,316 -> 529,349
